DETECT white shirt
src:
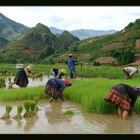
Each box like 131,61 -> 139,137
123,67 -> 138,76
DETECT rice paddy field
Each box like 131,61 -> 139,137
0,63 -> 136,79
1,77 -> 140,114
1,64 -> 140,133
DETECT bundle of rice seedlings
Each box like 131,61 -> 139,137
23,101 -> 31,118
0,78 -> 6,88
12,105 -> 23,120
0,105 -> 12,119
34,96 -> 39,105
30,101 -> 36,116
34,96 -> 39,112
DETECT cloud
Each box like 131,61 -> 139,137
49,16 -> 64,23
0,6 -> 140,30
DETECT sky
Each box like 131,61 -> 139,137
0,6 -> 140,31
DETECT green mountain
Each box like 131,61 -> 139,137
0,37 -> 10,47
1,12 -> 140,65
0,23 -> 80,63
0,13 -> 28,41
56,31 -> 80,52
19,23 -> 57,49
57,19 -> 140,65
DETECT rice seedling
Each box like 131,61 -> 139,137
12,105 -> 23,120
0,75 -> 140,114
134,99 -> 140,114
34,96 -> 40,105
23,101 -> 31,118
0,105 -> 12,119
29,101 -> 36,116
64,78 -> 140,114
0,86 -> 48,101
0,78 -> 6,88
23,99 -> 39,118
33,96 -> 40,112
0,63 -> 136,79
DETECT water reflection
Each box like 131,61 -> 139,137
15,119 -> 23,129
45,101 -> 72,125
82,112 -> 135,134
23,115 -> 39,132
3,119 -> 13,125
5,75 -> 48,88
4,75 -> 87,88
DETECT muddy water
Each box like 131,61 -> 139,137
0,99 -> 140,134
5,75 -> 84,88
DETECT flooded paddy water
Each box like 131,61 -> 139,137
5,75 -> 48,88
0,100 -> 140,134
1,75 -> 140,134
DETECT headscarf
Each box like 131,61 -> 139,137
15,64 -> 24,69
64,79 -> 72,86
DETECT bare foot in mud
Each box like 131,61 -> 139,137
50,98 -> 57,103
49,97 -> 54,103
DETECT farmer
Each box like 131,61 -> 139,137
104,83 -> 140,120
7,77 -> 13,89
44,77 -> 72,102
68,54 -> 77,79
123,66 -> 140,79
24,64 -> 33,78
48,68 -> 67,79
10,64 -> 33,88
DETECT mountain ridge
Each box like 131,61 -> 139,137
49,27 -> 117,40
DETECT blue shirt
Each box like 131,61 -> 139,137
68,57 -> 75,69
48,78 -> 66,93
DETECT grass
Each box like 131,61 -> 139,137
0,86 -> 48,101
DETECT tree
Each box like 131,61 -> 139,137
37,46 -> 54,60
111,48 -> 135,65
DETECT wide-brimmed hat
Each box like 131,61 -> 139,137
26,64 -> 33,71
15,64 -> 24,69
60,69 -> 67,74
69,54 -> 73,57
64,79 -> 72,86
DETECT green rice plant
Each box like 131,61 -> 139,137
64,78 -> 140,114
2,63 -> 140,79
0,86 -> 48,101
12,105 -> 23,120
30,101 -> 36,116
0,78 -> 6,88
23,100 -> 38,118
0,75 -> 140,114
0,105 -> 12,119
134,99 -> 140,114
0,63 -> 131,79
23,101 -> 31,118
33,96 -> 40,112
34,96 -> 39,105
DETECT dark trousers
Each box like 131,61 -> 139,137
123,69 -> 131,79
69,67 -> 76,79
